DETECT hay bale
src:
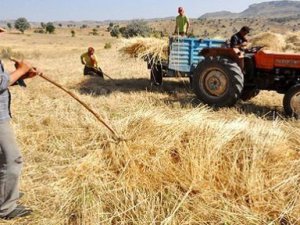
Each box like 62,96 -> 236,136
250,32 -> 286,52
285,32 -> 300,52
120,38 -> 168,64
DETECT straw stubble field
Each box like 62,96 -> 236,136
0,30 -> 300,225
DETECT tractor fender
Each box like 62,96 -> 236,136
201,48 -> 244,69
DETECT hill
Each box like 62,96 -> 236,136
200,0 -> 300,19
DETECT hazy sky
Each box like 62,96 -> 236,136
0,0 -> 293,21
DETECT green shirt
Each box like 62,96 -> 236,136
80,52 -> 99,68
176,15 -> 189,33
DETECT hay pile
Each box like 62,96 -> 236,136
51,107 -> 300,225
250,32 -> 286,52
285,32 -> 300,52
120,37 -> 168,64
250,32 -> 300,52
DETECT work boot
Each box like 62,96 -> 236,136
1,205 -> 32,220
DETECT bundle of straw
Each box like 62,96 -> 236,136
285,32 -> 300,52
120,37 -> 168,64
250,32 -> 286,52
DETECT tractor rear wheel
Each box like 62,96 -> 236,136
283,84 -> 300,118
193,57 -> 244,107
150,65 -> 163,86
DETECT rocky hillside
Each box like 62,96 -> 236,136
200,1 -> 300,19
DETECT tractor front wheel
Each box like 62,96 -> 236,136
283,84 -> 300,118
193,57 -> 244,107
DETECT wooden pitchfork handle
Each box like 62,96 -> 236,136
9,57 -> 119,138
39,73 -> 119,138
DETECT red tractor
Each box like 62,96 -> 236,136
192,47 -> 300,118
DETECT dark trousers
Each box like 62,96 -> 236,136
83,66 -> 103,77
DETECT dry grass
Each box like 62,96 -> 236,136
120,37 -> 168,64
250,31 -> 300,52
0,30 -> 299,225
250,32 -> 286,52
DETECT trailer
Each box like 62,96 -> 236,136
148,37 -> 226,85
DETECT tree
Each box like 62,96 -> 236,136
41,22 -> 46,29
58,23 -> 62,27
107,22 -> 114,32
7,23 -> 12,30
120,20 -> 151,38
45,22 -> 55,34
14,17 -> 30,34
110,25 -> 120,38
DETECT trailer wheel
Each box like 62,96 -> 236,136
283,84 -> 300,118
193,57 -> 244,107
150,65 -> 163,86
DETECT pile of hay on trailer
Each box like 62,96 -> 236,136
120,38 -> 168,64
250,32 -> 300,52
250,32 -> 286,52
285,32 -> 300,52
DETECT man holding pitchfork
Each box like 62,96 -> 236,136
0,27 -> 40,219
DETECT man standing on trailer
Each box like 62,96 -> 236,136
174,7 -> 190,36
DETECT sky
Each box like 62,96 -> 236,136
0,0 -> 294,22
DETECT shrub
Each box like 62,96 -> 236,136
104,43 -> 112,49
71,30 -> 76,37
110,25 -> 120,38
7,23 -> 12,29
107,22 -> 114,32
34,28 -> 45,34
90,28 -> 99,36
120,20 -> 152,38
14,17 -> 30,34
41,22 -> 46,29
46,22 -> 56,34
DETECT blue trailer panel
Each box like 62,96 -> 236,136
168,37 -> 225,74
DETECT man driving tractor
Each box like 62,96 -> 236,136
230,26 -> 250,49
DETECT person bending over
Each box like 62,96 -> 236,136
80,47 -> 104,77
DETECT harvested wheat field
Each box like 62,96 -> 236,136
0,30 -> 300,225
